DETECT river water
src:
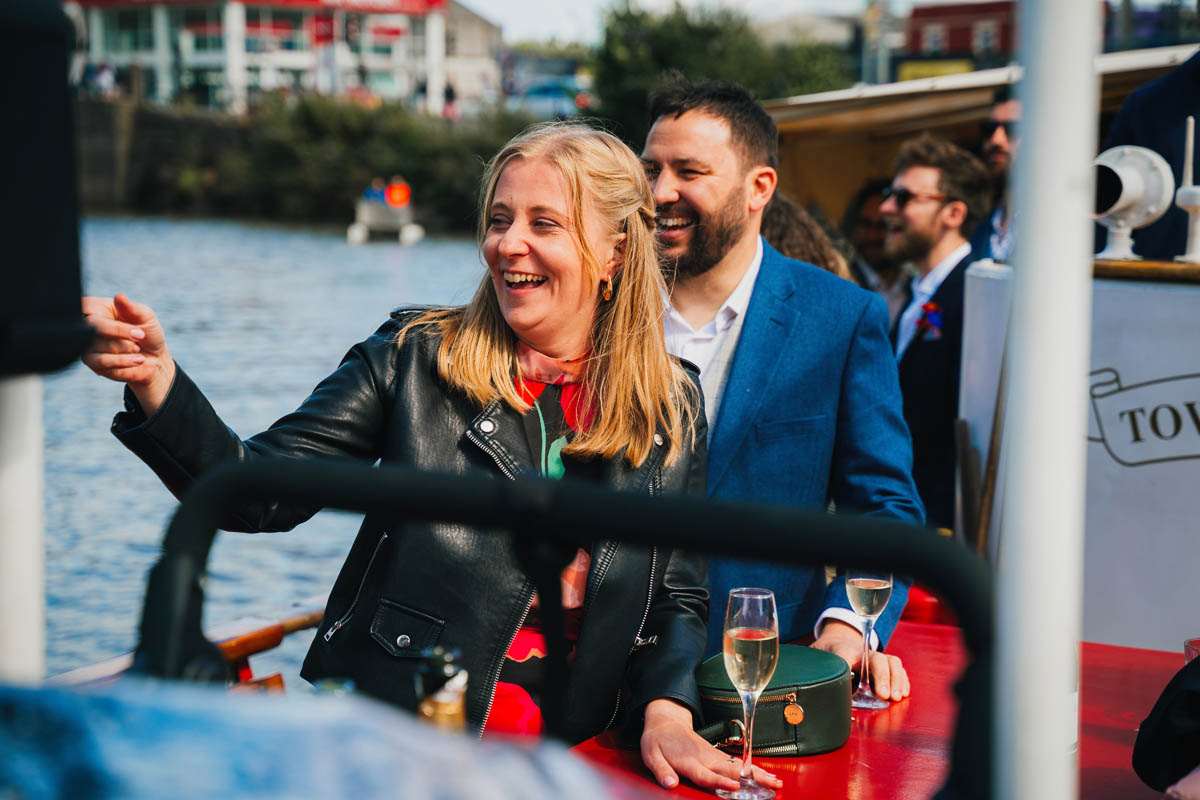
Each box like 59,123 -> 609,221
45,216 -> 483,682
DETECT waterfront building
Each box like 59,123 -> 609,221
69,0 -> 501,114
896,0 -> 1016,81
894,1 -> 1197,83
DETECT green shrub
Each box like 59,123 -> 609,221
184,96 -> 536,231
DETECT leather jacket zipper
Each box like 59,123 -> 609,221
478,586 -> 534,739
583,542 -> 618,609
465,428 -> 519,481
325,423 -> 517,647
632,548 -> 659,655
466,419 -> 532,739
604,546 -> 658,731
322,531 -> 389,642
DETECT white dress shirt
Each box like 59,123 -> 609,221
663,237 -> 762,376
988,204 -> 1015,263
663,237 -> 882,648
894,242 -> 972,360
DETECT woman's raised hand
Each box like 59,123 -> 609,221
81,293 -> 176,415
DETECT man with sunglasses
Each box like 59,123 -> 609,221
882,134 -> 991,531
970,86 -> 1022,262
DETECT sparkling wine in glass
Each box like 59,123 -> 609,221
847,570 -> 893,710
717,588 -> 778,800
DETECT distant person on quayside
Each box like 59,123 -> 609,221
969,85 -> 1022,263
882,133 -> 990,532
80,122 -> 781,795
842,177 -> 912,327
641,75 -> 922,702
1100,47 -> 1200,261
760,190 -> 853,280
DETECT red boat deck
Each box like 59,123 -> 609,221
574,621 -> 1183,799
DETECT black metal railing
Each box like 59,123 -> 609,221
132,459 -> 992,800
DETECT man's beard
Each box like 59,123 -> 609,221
660,188 -> 747,279
884,225 -> 935,265
987,159 -> 1009,205
983,146 -> 1010,182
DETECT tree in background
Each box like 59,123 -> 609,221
508,40 -> 594,62
202,96 -> 531,229
114,4 -> 855,229
592,2 -> 854,147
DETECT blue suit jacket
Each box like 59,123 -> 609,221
703,241 -> 925,655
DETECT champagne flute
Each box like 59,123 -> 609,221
718,588 -> 779,800
847,569 -> 893,710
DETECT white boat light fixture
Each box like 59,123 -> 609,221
1093,144 -> 1175,260
1175,115 -> 1200,264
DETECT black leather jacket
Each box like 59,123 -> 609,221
112,312 -> 709,743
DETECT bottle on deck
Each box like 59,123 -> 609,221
416,647 -> 468,732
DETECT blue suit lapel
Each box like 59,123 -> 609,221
707,242 -> 800,491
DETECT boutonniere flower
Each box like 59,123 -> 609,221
915,301 -> 944,341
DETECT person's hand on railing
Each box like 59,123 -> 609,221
82,293 -> 176,416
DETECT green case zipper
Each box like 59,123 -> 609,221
705,690 -> 799,705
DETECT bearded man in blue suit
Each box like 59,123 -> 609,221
641,77 -> 925,702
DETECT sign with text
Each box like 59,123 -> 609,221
962,265 -> 1200,652
1089,369 -> 1200,466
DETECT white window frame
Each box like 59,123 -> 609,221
921,23 -> 947,55
973,19 -> 999,55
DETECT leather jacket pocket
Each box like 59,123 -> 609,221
370,598 -> 445,658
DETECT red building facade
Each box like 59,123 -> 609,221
905,1 -> 1017,60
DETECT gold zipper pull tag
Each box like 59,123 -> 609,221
784,692 -> 804,725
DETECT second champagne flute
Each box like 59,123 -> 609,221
718,588 -> 779,800
847,569 -> 893,710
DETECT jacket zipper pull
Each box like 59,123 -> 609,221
632,634 -> 658,652
323,619 -> 345,642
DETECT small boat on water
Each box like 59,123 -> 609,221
347,176 -> 426,246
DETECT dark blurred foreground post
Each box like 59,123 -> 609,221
0,0 -> 95,681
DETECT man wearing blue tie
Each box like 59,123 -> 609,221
641,76 -> 924,701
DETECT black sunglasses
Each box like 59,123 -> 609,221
880,185 -> 947,210
981,119 -> 1018,139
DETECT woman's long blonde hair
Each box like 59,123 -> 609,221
398,122 -> 698,468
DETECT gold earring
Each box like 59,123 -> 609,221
602,277 -> 613,301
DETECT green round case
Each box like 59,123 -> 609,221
695,644 -> 852,756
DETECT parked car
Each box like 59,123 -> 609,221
504,80 -> 595,119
